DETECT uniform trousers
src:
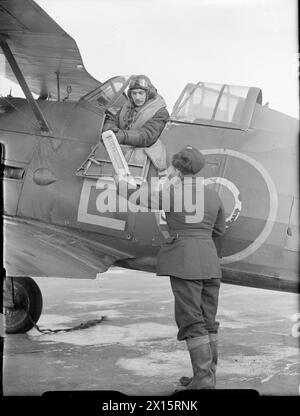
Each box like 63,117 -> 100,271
169,276 -> 221,341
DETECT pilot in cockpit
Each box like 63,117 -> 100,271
102,75 -> 169,148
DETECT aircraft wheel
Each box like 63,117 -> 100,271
4,276 -> 43,334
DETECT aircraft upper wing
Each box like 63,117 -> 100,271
0,0 -> 101,100
4,217 -> 133,279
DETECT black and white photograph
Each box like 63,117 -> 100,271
1,0 -> 299,401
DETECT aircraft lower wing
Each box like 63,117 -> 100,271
220,266 -> 299,294
4,216 -> 298,293
114,257 -> 299,294
0,0 -> 101,100
3,216 -> 133,279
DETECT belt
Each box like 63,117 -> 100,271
169,229 -> 212,239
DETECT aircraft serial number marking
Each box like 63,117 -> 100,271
77,179 -> 126,231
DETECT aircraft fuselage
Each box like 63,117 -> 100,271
1,95 -> 298,292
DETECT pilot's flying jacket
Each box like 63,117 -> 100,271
118,176 -> 226,280
103,95 -> 169,148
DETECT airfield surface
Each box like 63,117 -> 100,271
3,268 -> 300,396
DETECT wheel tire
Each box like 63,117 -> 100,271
5,276 -> 43,334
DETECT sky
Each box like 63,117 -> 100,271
0,0 -> 298,118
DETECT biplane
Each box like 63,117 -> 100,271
0,0 -> 298,334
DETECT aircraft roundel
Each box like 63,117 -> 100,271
201,149 -> 278,264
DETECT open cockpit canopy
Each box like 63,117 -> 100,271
171,82 -> 262,130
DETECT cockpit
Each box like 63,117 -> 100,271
77,75 -> 151,184
76,78 -> 263,184
81,75 -> 131,115
81,77 -> 262,131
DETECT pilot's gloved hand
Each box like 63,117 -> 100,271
115,129 -> 126,144
101,126 -> 119,135
110,126 -> 120,133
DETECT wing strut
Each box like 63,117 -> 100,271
0,35 -> 51,133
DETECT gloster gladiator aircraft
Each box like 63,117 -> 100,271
0,0 -> 298,334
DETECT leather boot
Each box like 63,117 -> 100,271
182,336 -> 215,390
210,338 -> 218,388
179,334 -> 218,388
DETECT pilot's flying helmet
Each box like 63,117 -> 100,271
127,75 -> 157,101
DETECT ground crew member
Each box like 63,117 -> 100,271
115,145 -> 226,390
102,75 -> 169,148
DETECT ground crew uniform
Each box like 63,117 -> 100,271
159,148 -> 225,390
116,145 -> 226,390
157,184 -> 225,340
